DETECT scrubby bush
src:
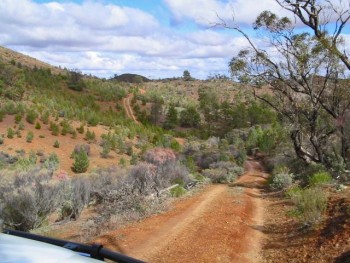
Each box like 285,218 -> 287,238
77,124 -> 85,134
308,171 -> 332,187
41,111 -> 50,124
26,131 -> 34,143
18,122 -> 25,131
286,186 -> 328,225
202,168 -> 231,183
53,140 -> 60,148
26,109 -> 38,124
43,153 -> 59,171
73,144 -> 90,156
270,172 -> 294,190
7,128 -> 14,139
35,122 -> 41,129
0,169 -> 61,231
14,114 -> 22,124
59,176 -> 91,220
50,122 -> 60,136
72,151 -> 89,173
170,185 -> 186,197
85,129 -> 96,143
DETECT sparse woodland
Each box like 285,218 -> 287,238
0,1 -> 349,261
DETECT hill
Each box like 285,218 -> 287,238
112,73 -> 150,83
0,46 -> 65,75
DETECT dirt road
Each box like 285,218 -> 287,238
95,160 -> 267,263
123,94 -> 139,124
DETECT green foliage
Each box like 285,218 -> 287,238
269,166 -> 294,190
67,70 -> 85,91
53,140 -> 60,148
35,122 -> 41,129
100,141 -> 111,158
180,106 -> 201,128
85,129 -> 96,143
308,172 -> 332,187
0,137 -> 3,145
72,151 -> 89,173
183,70 -> 192,81
163,104 -> 178,129
7,128 -> 14,139
170,185 -> 186,197
77,124 -> 85,134
14,114 -> 22,124
50,122 -> 60,136
41,111 -> 50,124
286,186 -> 328,225
130,153 -> 138,165
26,109 -> 38,124
26,131 -> 34,143
119,157 -> 126,167
43,153 -> 60,171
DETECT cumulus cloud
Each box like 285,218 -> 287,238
164,0 -> 287,26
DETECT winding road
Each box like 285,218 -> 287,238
95,160 -> 267,263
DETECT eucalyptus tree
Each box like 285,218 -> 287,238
227,9 -> 350,169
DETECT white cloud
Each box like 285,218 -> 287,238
164,0 -> 288,26
0,0 -> 283,79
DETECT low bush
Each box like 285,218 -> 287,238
286,186 -> 328,225
85,130 -> 96,143
0,169 -> 61,231
270,172 -> 294,190
202,168 -> 237,183
72,150 -> 89,173
35,122 -> 41,129
170,185 -> 186,197
26,131 -> 34,143
53,140 -> 60,148
308,171 -> 332,187
26,109 -> 38,124
7,128 -> 14,139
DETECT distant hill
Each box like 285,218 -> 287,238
112,73 -> 150,83
0,46 -> 66,75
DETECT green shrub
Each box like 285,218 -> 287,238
119,157 -> 126,167
43,153 -> 60,171
0,137 -> 3,145
309,172 -> 332,187
7,128 -> 14,139
77,124 -> 85,134
26,131 -> 34,143
41,111 -> 50,124
35,122 -> 41,129
50,122 -> 60,136
85,130 -> 96,143
53,140 -> 60,148
287,186 -> 328,225
170,185 -> 186,197
72,151 -> 89,173
130,153 -> 138,165
14,114 -> 22,124
18,122 -> 25,130
100,142 -> 111,158
71,130 -> 77,139
26,109 -> 38,124
270,166 -> 294,190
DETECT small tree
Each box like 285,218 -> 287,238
180,106 -> 201,128
183,70 -> 192,81
72,151 -> 89,173
163,104 -> 178,129
26,131 -> 34,143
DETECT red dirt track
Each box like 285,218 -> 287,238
95,160 -> 267,263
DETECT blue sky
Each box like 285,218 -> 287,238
0,0 -> 349,79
